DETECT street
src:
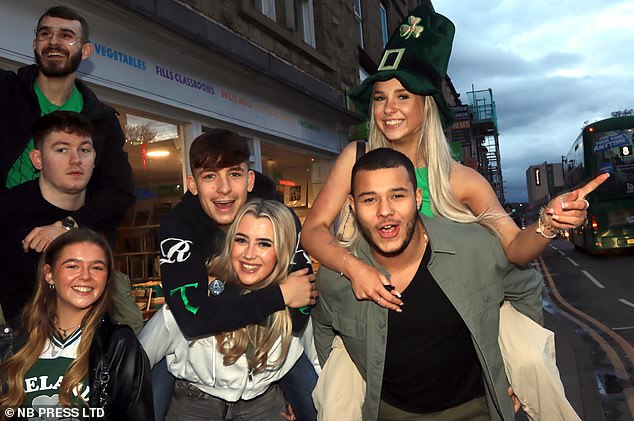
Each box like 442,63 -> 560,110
539,239 -> 634,420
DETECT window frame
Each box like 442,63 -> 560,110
241,0 -> 332,69
379,2 -> 388,47
255,0 -> 277,21
295,0 -> 316,47
353,0 -> 364,48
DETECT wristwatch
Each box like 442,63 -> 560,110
61,216 -> 78,231
208,279 -> 225,296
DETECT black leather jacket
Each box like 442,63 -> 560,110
0,316 -> 154,420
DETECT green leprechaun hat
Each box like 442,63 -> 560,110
349,2 -> 455,127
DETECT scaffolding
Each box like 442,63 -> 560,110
466,86 -> 505,204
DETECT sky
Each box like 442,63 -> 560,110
438,0 -> 634,202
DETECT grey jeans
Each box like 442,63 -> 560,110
166,379 -> 287,420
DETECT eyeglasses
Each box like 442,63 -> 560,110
35,26 -> 81,46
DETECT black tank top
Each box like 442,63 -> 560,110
381,245 -> 484,413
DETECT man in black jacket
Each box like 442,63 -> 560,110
0,6 -> 135,247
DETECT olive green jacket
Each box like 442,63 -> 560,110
312,215 -> 544,421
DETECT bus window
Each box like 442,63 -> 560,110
590,129 -> 634,197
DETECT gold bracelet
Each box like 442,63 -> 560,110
536,207 -> 562,239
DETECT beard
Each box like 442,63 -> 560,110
358,211 -> 419,258
34,46 -> 82,77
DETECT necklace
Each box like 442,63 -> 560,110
56,324 -> 80,339
51,325 -> 81,357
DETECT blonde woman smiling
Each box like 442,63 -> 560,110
140,200 -> 318,420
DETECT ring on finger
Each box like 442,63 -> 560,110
582,199 -> 589,210
376,296 -> 382,303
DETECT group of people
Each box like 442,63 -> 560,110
0,3 -> 606,421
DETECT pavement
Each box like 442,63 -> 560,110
513,305 -> 607,420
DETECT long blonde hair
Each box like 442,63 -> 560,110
209,200 -> 296,374
0,229 -> 114,411
368,94 -> 499,228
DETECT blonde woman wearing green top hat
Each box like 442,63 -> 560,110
303,3 -> 597,420
303,3 -> 606,311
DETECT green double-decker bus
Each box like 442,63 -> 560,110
563,115 -> 634,253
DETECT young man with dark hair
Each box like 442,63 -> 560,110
0,111 -> 141,333
0,6 -> 135,248
313,148 -> 544,420
155,128 -> 317,420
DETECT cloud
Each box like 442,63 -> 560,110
440,0 -> 634,201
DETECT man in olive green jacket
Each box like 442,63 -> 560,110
312,148 -> 543,420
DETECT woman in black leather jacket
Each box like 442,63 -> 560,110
0,229 -> 153,420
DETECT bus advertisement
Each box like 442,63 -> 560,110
563,116 -> 634,253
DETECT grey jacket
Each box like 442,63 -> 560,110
312,215 -> 544,420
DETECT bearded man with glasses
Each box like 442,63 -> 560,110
0,6 -> 135,251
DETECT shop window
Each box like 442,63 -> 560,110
122,113 -> 184,203
260,141 -> 333,222
114,110 -> 185,300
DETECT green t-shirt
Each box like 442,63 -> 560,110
23,328 -> 89,419
5,83 -> 84,188
416,167 -> 434,217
